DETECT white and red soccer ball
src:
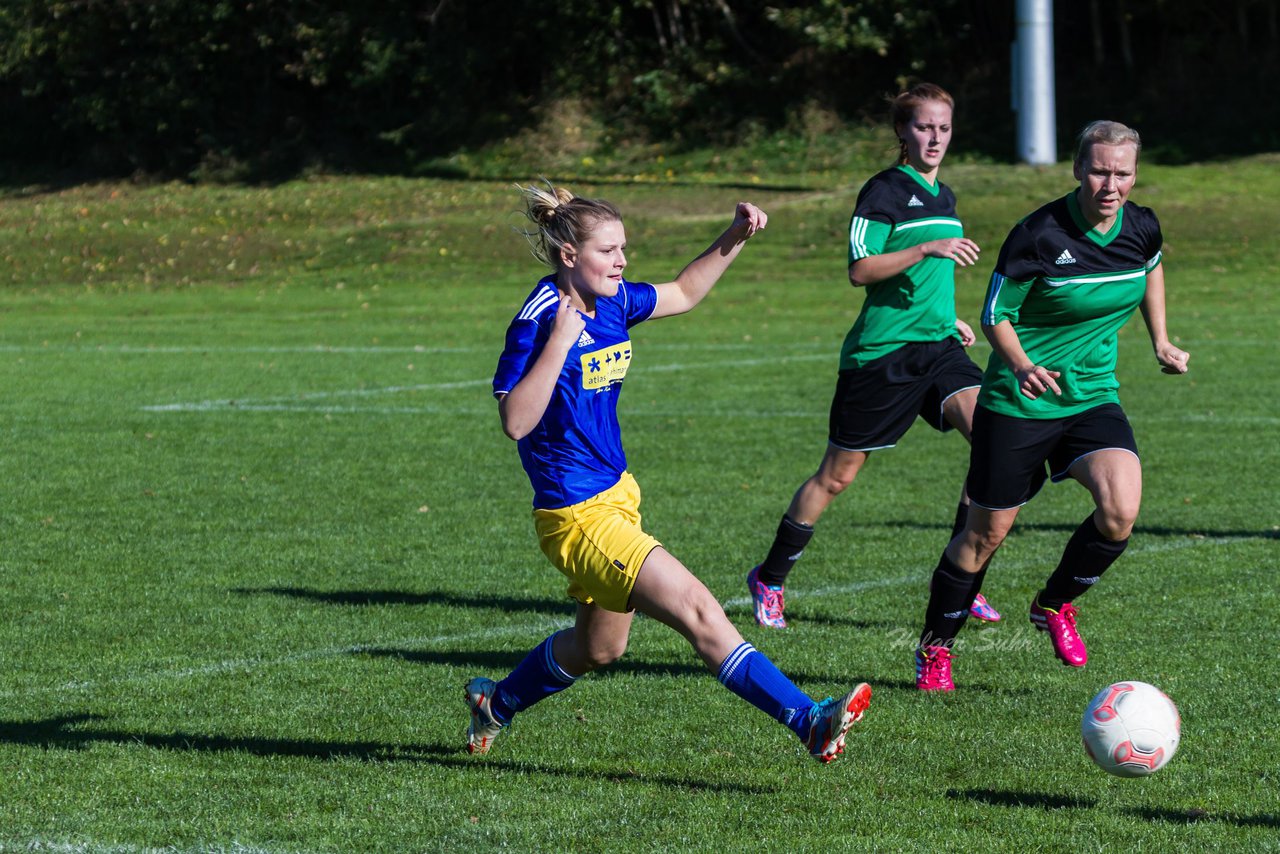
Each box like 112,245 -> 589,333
1081,681 -> 1181,777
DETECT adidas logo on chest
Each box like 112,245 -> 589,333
1055,249 -> 1077,265
577,329 -> 596,348
907,194 -> 924,208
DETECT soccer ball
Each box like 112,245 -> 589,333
1081,681 -> 1180,777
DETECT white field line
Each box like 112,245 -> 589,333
142,378 -> 491,412
143,403 -> 827,418
1,535 -> 1255,702
131,343 -> 1258,420
0,344 -> 478,355
0,841 -> 285,854
0,341 -> 830,356
1179,413 -> 1280,426
0,619 -> 570,702
141,353 -> 835,412
15,336 -> 1266,358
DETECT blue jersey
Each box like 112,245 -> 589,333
493,276 -> 659,509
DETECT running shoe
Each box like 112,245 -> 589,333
1029,594 -> 1087,667
914,644 -> 955,692
804,682 -> 872,763
746,566 -> 787,629
465,676 -> 508,754
969,592 -> 1002,622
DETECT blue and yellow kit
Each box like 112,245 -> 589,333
493,276 -> 658,510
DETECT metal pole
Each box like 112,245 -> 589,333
1014,0 -> 1056,164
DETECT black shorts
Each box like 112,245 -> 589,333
828,338 -> 983,452
965,402 -> 1140,510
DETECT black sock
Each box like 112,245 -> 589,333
950,500 -> 969,541
1039,513 -> 1128,610
919,553 -> 985,649
756,516 -> 814,586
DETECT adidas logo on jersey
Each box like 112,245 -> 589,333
1055,249 -> 1077,265
907,194 -> 924,207
577,330 -> 596,348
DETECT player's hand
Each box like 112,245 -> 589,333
549,293 -> 586,348
1015,364 -> 1062,400
923,237 -> 981,267
1155,341 -> 1190,375
955,318 -> 976,347
733,202 -> 768,238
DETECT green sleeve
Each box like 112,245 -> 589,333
980,271 -> 1033,327
848,216 -> 891,265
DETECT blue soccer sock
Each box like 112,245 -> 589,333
491,632 -> 577,724
717,642 -> 815,739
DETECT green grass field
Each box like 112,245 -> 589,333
0,150 -> 1277,851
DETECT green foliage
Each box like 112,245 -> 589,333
765,0 -> 932,55
0,0 -> 988,177
0,2 -> 1278,176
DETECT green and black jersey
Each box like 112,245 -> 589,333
979,192 -> 1163,419
840,164 -> 965,370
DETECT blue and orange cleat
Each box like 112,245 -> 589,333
804,682 -> 872,763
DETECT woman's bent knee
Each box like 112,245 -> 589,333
1094,506 -> 1138,540
814,469 -> 855,497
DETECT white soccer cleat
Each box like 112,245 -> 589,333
465,677 -> 508,755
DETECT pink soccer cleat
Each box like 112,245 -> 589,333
969,592 -> 1002,622
746,566 -> 787,629
915,644 -> 955,692
1029,595 -> 1087,667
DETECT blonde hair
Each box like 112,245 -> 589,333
517,182 -> 622,270
890,82 -> 955,165
1074,120 -> 1142,167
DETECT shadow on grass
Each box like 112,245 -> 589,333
419,172 -> 819,193
873,679 -> 1032,696
946,787 -> 1096,810
358,647 -> 850,689
878,521 -> 1278,541
233,586 -> 566,614
360,647 -> 708,679
1124,806 -> 1280,828
0,714 -> 778,795
948,789 -> 1280,828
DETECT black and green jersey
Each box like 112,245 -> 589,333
979,192 -> 1163,418
840,164 -> 964,369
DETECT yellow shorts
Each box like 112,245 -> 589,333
532,471 -> 662,613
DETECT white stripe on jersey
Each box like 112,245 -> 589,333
1146,249 -> 1163,271
893,217 -> 962,232
1044,269 -> 1146,288
982,272 -> 1007,326
849,216 -> 871,259
518,284 -> 559,321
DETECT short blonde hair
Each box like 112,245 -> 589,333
517,182 -> 622,270
1074,120 -> 1142,167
